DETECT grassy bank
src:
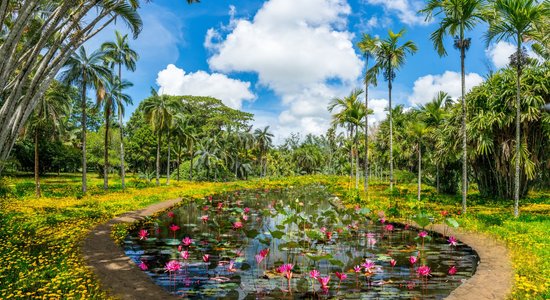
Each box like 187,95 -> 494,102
0,175 -> 548,299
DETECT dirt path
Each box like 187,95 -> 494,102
82,200 -> 513,300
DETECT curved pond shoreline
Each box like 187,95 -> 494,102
82,196 -> 513,300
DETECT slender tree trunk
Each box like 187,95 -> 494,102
364,66 -> 369,194
156,131 -> 160,186
389,75 -> 394,192
104,105 -> 110,190
81,78 -> 87,194
514,41 -> 522,218
189,145 -> 194,181
166,129 -> 170,185
118,64 -> 126,190
417,143 -> 421,201
177,144 -> 181,182
436,164 -> 440,193
34,130 -> 41,198
460,34 -> 468,214
355,125 -> 359,189
349,126 -> 353,188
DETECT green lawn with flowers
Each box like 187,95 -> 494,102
0,174 -> 548,299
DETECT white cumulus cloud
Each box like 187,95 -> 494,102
408,71 -> 484,106
485,41 -> 516,69
156,64 -> 255,110
205,0 -> 364,139
362,0 -> 428,26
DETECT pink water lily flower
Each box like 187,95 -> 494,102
167,211 -> 175,218
362,259 -> 376,275
255,254 -> 264,264
201,215 -> 209,223
202,254 -> 210,262
390,259 -> 397,267
353,265 -> 362,273
169,224 -> 180,232
138,229 -> 148,240
233,221 -> 243,230
244,207 -> 251,213
448,265 -> 457,275
165,260 -> 181,272
448,236 -> 458,246
182,237 -> 193,246
325,231 -> 333,240
384,224 -> 394,231
242,214 -> 249,221
409,256 -> 418,265
309,269 -> 320,279
320,227 -> 327,233
418,231 -> 428,238
277,263 -> 294,279
367,237 -> 377,246
335,272 -> 347,281
181,250 -> 189,260
379,217 -> 386,224
417,265 -> 431,277
139,261 -> 148,271
227,260 -> 237,272
259,248 -> 270,258
317,276 -> 330,290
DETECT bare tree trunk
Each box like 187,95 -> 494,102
189,145 -> 194,181
417,143 -> 421,201
81,77 -> 87,193
104,105 -> 110,190
514,42 -> 521,218
118,64 -> 126,190
436,164 -> 440,193
177,144 -> 181,182
34,130 -> 41,198
364,71 -> 369,194
166,129 -> 170,185
156,131 -> 160,186
389,75 -> 394,192
355,125 -> 359,189
460,36 -> 468,214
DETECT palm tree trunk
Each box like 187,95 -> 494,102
355,124 -> 359,189
189,146 -> 194,181
417,143 -> 421,201
104,105 -> 110,190
81,76 -> 87,194
460,34 -> 467,214
34,129 -> 41,198
364,71 -> 369,194
389,75 -> 394,192
118,64 -> 126,190
514,41 -> 521,218
436,164 -> 440,193
156,131 -> 160,186
166,129 -> 170,185
177,144 -> 181,182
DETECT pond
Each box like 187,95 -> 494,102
123,185 -> 479,299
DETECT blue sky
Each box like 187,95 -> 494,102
86,0 -> 517,143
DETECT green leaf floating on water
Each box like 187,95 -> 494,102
269,230 -> 285,239
245,229 -> 260,239
412,212 -> 432,228
305,253 -> 333,262
329,258 -> 344,267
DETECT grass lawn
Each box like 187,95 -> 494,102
0,174 -> 548,299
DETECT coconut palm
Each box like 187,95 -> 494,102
357,33 -> 379,194
369,29 -> 417,192
101,31 -> 139,190
485,0 -> 549,217
60,47 -> 110,193
407,119 -> 428,201
420,0 -> 487,214
254,126 -> 274,177
142,90 -> 179,186
96,75 -> 133,189
26,83 -> 70,197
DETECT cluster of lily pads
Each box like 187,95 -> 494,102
125,185 -> 477,298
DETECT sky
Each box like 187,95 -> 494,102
86,0 -> 521,144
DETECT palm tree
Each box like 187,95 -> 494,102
369,29 -> 417,192
60,47 -> 110,193
357,33 -> 379,194
420,0 -> 486,214
419,91 -> 452,192
96,75 -> 133,189
26,83 -> 70,197
101,31 -> 139,190
142,90 -> 179,186
172,113 -> 195,181
485,0 -> 548,217
254,126 -> 274,177
407,119 -> 428,201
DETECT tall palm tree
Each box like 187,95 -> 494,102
419,91 -> 452,192
60,47 -> 110,193
420,0 -> 486,214
357,34 -> 379,194
485,0 -> 548,217
407,119 -> 428,201
369,29 -> 417,192
26,83 -> 70,197
254,126 -> 274,177
172,113 -> 195,181
96,75 -> 133,189
142,90 -> 179,186
101,31 -> 139,190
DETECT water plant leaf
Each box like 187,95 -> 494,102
329,258 -> 344,267
305,253 -> 333,262
412,212 -> 432,229
445,217 -> 459,228
245,229 -> 260,239
269,230 -> 285,239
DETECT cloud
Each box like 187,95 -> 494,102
156,64 -> 255,110
362,0 -> 428,26
485,41 -> 516,69
205,0 -> 364,139
369,98 -> 389,125
408,71 -> 484,106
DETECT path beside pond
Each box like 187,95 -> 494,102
82,198 -> 513,300
82,198 -> 183,300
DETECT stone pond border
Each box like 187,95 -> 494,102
82,197 -> 513,300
